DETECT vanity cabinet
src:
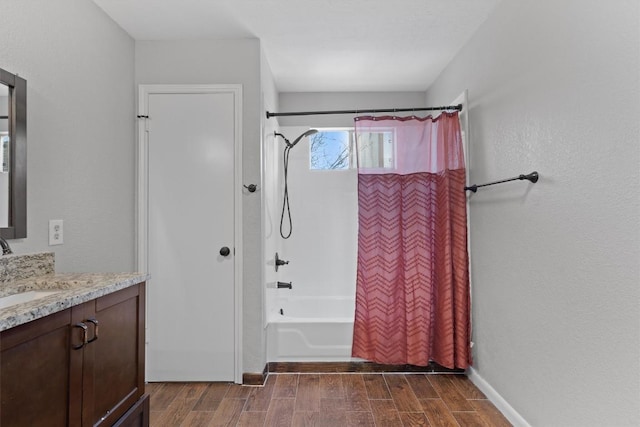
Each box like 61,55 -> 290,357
0,282 -> 147,426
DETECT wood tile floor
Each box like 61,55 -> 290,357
147,373 -> 512,426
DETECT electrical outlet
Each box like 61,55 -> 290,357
49,219 -> 64,245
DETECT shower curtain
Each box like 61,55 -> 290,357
351,112 -> 471,369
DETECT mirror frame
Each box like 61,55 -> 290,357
0,67 -> 26,239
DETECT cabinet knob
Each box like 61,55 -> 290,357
219,246 -> 231,257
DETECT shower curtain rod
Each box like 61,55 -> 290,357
465,171 -> 539,193
266,104 -> 462,119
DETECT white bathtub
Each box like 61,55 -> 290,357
267,296 -> 356,362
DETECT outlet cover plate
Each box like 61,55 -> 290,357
49,219 -> 63,245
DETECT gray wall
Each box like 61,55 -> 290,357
135,39 -> 265,374
425,1 -> 640,425
0,0 -> 135,272
260,49 -> 280,360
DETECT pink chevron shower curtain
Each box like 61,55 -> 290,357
351,112 -> 471,369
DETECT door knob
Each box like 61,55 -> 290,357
219,246 -> 231,257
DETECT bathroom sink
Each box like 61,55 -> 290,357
0,290 -> 60,310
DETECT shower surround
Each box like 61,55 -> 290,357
264,125 -> 359,362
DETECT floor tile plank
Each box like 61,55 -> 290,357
295,374 -> 321,412
192,383 -> 230,411
470,399 -> 513,427
428,375 -> 474,411
453,411 -> 493,427
179,410 -> 215,427
320,397 -> 347,412
264,398 -> 296,427
419,399 -> 459,427
273,374 -> 299,398
384,374 -> 423,412
150,411 -> 164,426
150,383 -> 186,411
292,411 -> 319,427
363,373 -> 392,399
145,382 -> 163,396
318,409 -> 348,426
236,410 -> 267,427
208,398 -> 246,427
448,375 -> 486,400
178,383 -> 209,401
319,373 -> 344,398
155,389 -> 201,426
345,411 -> 376,426
370,399 -> 403,425
225,383 -> 253,398
244,378 -> 276,412
399,411 -> 431,426
342,374 -> 372,411
405,374 -> 439,399
291,409 -> 350,427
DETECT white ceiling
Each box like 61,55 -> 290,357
92,0 -> 500,92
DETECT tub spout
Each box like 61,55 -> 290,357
277,281 -> 292,289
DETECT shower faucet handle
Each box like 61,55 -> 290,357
275,252 -> 289,272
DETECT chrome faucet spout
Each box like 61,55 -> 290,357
0,237 -> 12,255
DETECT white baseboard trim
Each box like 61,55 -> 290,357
467,367 -> 531,427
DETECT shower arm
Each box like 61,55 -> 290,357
274,132 -> 291,147
274,129 -> 319,148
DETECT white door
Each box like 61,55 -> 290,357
140,86 -> 241,382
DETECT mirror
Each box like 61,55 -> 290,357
0,67 -> 26,239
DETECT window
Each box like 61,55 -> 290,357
309,128 -> 396,170
356,128 -> 395,169
309,130 -> 351,170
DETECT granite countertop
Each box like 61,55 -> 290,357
0,272 -> 149,332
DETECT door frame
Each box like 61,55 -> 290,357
136,84 -> 243,383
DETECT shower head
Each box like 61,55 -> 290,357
289,129 -> 319,148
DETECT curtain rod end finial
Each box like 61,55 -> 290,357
520,171 -> 539,183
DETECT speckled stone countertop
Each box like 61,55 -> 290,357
0,253 -> 148,331
0,252 -> 55,284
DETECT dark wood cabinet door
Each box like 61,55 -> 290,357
84,283 -> 146,427
112,394 -> 149,427
0,308 -> 84,427
0,282 -> 146,427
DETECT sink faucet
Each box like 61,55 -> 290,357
0,237 -> 13,255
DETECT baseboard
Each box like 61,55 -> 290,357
242,364 -> 269,386
268,361 -> 465,374
467,367 -> 531,427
